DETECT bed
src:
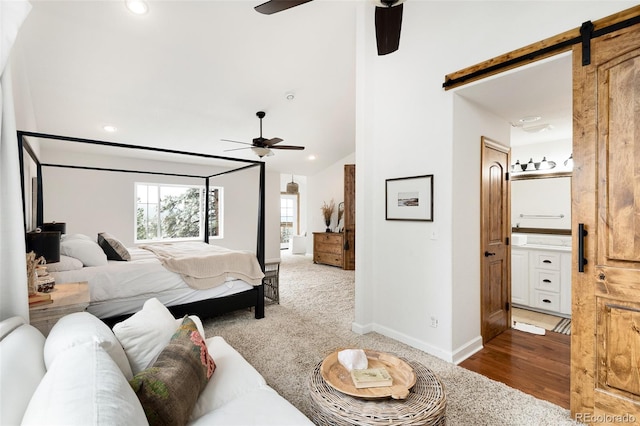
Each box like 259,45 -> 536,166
18,131 -> 267,324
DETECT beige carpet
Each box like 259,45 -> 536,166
203,254 -> 580,425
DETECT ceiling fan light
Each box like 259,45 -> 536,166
251,147 -> 273,158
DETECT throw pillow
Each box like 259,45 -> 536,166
60,238 -> 108,267
98,232 -> 131,261
112,298 -> 178,375
130,317 -> 215,426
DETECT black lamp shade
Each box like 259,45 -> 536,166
26,231 -> 61,263
42,222 -> 66,234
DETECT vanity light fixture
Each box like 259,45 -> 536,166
125,0 -> 148,15
512,157 -> 557,172
564,153 -> 574,169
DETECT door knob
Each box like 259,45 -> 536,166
484,251 -> 496,257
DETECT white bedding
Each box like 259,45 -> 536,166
49,247 -> 254,318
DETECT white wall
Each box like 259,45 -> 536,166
355,1 -> 636,363
306,152 -> 355,254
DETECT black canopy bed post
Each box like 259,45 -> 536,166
254,161 -> 266,319
204,177 -> 210,244
18,132 -> 44,233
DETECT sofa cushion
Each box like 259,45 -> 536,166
21,339 -> 148,426
190,336 -> 268,420
0,320 -> 46,426
188,388 -> 313,426
130,317 -> 215,426
45,312 -> 133,380
113,298 -> 178,375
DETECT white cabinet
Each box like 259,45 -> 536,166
511,246 -> 571,316
511,248 -> 529,305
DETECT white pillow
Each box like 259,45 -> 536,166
21,340 -> 148,426
45,312 -> 133,380
112,298 -> 178,375
60,238 -> 108,267
43,255 -> 84,272
61,233 -> 93,242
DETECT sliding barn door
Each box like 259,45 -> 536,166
572,21 -> 640,421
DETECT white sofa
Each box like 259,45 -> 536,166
0,300 -> 312,425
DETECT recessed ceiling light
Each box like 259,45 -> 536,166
521,123 -> 553,133
103,125 -> 117,132
285,92 -> 295,101
307,155 -> 316,161
125,0 -> 148,15
518,115 -> 541,124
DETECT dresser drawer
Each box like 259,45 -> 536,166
314,233 -> 343,244
315,241 -> 343,255
314,252 -> 343,267
532,270 -> 560,292
532,290 -> 560,312
531,252 -> 561,270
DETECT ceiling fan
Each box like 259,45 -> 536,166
254,0 -> 404,56
221,111 -> 305,158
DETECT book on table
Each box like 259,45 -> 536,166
350,367 -> 393,389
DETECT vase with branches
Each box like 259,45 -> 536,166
321,199 -> 335,232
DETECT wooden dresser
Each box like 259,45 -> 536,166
313,232 -> 344,267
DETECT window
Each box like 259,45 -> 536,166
280,193 -> 299,250
135,183 -> 222,242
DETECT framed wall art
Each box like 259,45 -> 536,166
385,174 -> 433,221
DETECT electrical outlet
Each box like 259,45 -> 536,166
430,316 -> 438,328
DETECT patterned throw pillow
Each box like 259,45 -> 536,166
98,232 -> 131,261
129,317 -> 216,426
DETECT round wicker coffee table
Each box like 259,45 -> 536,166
308,357 -> 446,426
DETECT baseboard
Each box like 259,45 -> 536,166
370,323 -> 453,363
452,336 -> 483,365
351,321 -> 373,334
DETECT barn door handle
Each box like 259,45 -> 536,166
578,223 -> 588,272
484,251 -> 496,257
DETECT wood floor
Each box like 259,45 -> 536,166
459,328 -> 571,409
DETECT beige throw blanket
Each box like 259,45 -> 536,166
139,242 -> 264,290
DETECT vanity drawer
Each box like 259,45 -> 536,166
532,290 -> 560,312
531,252 -> 561,270
533,270 -> 560,292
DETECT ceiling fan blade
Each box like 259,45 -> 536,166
375,3 -> 403,55
221,139 -> 252,145
264,137 -> 284,147
223,147 -> 252,152
270,145 -> 305,150
254,0 -> 313,15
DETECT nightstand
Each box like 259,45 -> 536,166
29,282 -> 90,336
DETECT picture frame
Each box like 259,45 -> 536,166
385,174 -> 433,221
